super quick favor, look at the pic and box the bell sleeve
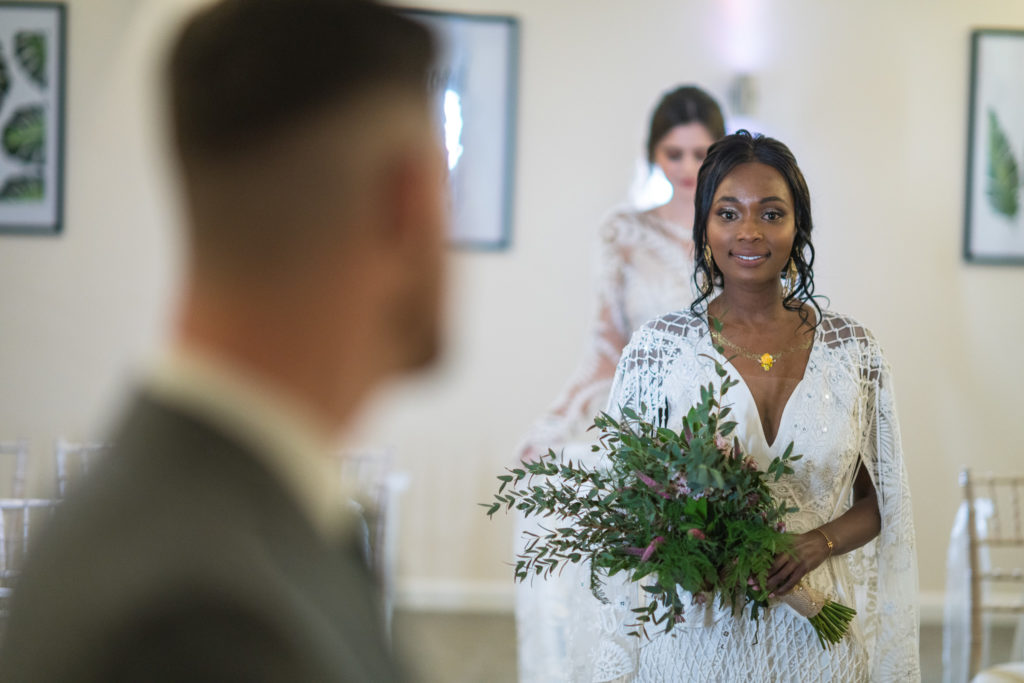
[856,339,921,681]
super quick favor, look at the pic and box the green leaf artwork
[3,106,45,163]
[0,43,9,111]
[986,109,1020,219]
[0,175,43,201]
[15,32,46,88]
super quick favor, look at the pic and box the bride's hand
[765,530,831,596]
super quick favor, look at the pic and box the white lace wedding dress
[516,209,695,683]
[561,309,920,682]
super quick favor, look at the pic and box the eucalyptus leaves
[487,347,856,647]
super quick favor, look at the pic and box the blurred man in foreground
[0,0,444,680]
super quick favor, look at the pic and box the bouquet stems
[779,582,857,649]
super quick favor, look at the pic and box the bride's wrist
[814,526,835,558]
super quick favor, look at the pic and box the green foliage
[986,109,1020,219]
[484,351,802,638]
[0,175,43,201]
[3,106,44,164]
[14,32,46,88]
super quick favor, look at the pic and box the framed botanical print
[964,29,1024,264]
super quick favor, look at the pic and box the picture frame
[402,9,518,250]
[0,2,64,236]
[964,29,1024,264]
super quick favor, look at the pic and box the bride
[517,85,724,464]
[515,86,724,682]
[569,131,919,681]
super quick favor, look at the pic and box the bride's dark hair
[646,86,725,163]
[690,130,821,328]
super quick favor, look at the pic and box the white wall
[1,0,1023,615]
[0,0,192,492]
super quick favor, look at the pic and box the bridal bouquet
[486,348,855,648]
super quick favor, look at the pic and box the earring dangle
[783,258,799,297]
[701,243,715,296]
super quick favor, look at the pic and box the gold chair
[962,469,1024,679]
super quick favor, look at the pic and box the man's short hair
[168,0,435,165]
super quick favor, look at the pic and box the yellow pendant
[759,353,775,371]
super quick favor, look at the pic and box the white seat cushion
[972,662,1024,682]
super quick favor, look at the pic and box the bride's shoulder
[626,309,706,351]
[818,310,877,346]
[817,310,888,365]
[598,207,647,245]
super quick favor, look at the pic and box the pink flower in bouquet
[641,536,666,562]
[687,528,706,541]
[634,470,672,500]
[670,472,691,496]
[714,433,733,456]
[743,456,758,470]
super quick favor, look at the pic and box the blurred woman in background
[515,86,725,683]
[517,85,725,464]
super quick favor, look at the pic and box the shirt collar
[146,347,357,541]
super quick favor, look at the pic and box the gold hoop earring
[704,243,713,269]
[783,258,799,297]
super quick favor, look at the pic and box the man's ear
[377,144,446,252]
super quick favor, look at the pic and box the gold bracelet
[815,527,835,557]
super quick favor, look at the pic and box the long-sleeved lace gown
[564,309,920,682]
[516,209,695,683]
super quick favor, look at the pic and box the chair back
[962,468,1024,678]
[0,440,28,498]
[339,448,408,637]
[55,439,109,497]
[0,498,59,625]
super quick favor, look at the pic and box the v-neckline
[704,316,818,451]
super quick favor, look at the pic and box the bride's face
[652,123,716,201]
[706,161,796,291]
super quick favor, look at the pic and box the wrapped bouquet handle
[779,582,856,649]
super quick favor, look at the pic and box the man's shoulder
[13,392,312,603]
[0,392,395,682]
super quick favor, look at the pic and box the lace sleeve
[856,332,921,681]
[560,318,691,683]
[605,314,695,424]
[517,215,635,462]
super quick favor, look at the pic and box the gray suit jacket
[0,393,404,682]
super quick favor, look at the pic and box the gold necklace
[711,327,813,372]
